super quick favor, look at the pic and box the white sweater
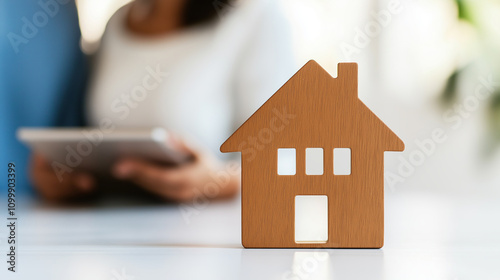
[86,0,297,155]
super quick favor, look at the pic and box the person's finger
[113,159,185,186]
[32,153,53,171]
[113,158,191,198]
[48,172,95,199]
[113,159,163,180]
[31,153,74,188]
[30,154,96,200]
[32,153,46,165]
[72,172,95,192]
[169,135,215,162]
[167,134,194,155]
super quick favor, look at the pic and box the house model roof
[221,60,404,153]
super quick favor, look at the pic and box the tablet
[17,127,190,173]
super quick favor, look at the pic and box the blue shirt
[0,0,87,195]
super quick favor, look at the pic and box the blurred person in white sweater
[31,0,297,202]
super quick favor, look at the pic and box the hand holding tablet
[19,127,239,202]
[18,127,190,178]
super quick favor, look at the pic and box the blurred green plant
[456,0,473,21]
[444,0,500,150]
[440,0,472,104]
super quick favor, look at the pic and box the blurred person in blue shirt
[0,0,88,195]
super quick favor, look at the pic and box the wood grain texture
[221,61,404,248]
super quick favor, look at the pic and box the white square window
[277,148,296,175]
[305,148,323,175]
[333,148,351,175]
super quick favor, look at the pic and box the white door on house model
[295,195,328,243]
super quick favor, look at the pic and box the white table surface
[1,189,499,280]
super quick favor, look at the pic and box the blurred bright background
[1,2,499,278]
[76,0,500,196]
